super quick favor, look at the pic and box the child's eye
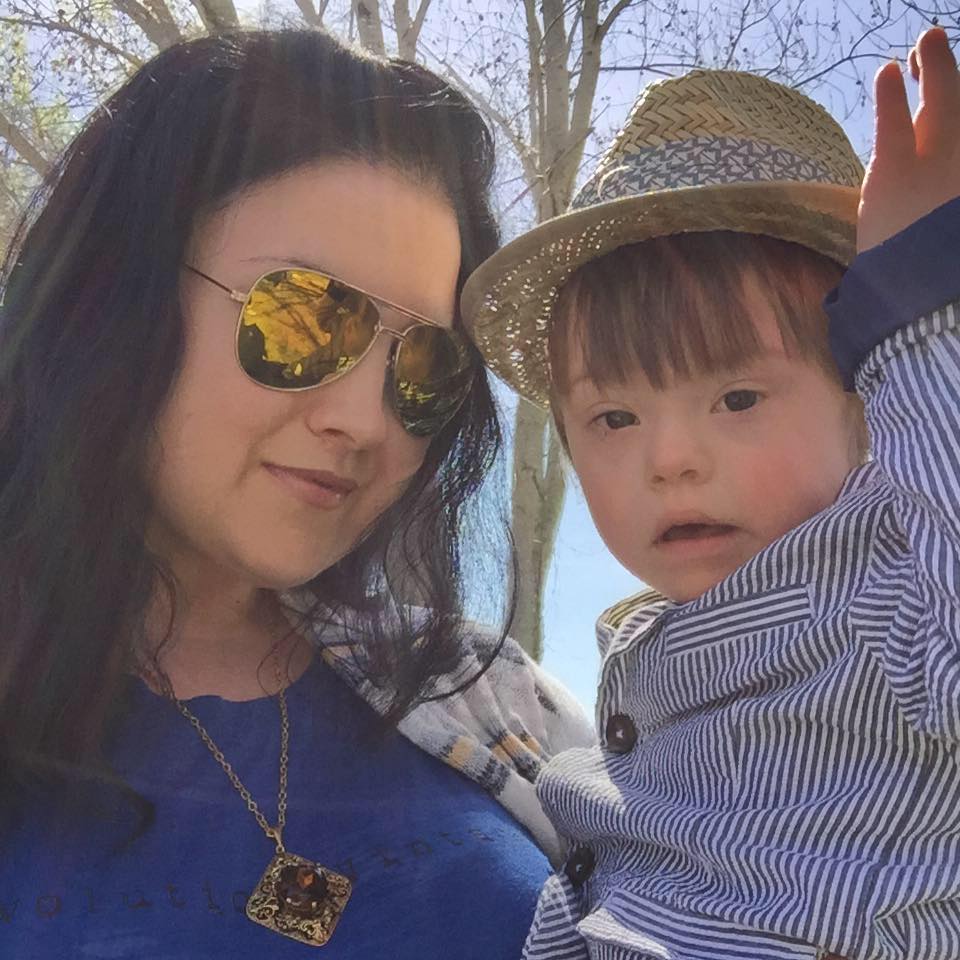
[719,389,761,412]
[596,410,637,430]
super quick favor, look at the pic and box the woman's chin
[245,546,353,593]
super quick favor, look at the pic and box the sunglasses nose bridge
[376,324,412,345]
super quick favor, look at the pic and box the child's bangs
[549,232,843,396]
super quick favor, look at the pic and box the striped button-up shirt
[524,199,960,960]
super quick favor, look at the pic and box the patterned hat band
[572,136,843,210]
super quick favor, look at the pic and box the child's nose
[646,422,712,486]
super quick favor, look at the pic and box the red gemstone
[276,864,328,918]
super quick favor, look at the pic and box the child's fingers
[873,60,915,166]
[915,27,960,151]
[908,47,920,81]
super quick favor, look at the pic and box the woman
[0,30,592,958]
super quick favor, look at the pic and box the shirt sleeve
[522,873,591,960]
[827,196,960,390]
[825,196,960,740]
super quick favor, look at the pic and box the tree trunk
[114,0,183,49]
[505,0,571,658]
[393,1,431,62]
[293,0,323,27]
[540,0,570,217]
[352,0,386,54]
[510,401,566,660]
[190,0,239,33]
[0,111,51,177]
[505,0,635,658]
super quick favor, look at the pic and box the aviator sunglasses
[185,265,476,437]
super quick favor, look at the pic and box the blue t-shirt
[1,659,550,958]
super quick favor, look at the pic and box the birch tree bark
[501,0,632,659]
[351,0,386,53]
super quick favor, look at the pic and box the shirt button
[564,846,596,889]
[604,713,638,753]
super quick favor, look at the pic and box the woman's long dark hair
[0,30,511,811]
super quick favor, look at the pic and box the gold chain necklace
[174,674,352,947]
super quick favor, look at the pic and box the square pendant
[246,850,352,947]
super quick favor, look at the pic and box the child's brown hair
[548,231,868,457]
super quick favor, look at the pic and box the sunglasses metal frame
[182,263,475,438]
[184,262,463,390]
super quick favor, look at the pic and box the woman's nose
[301,335,396,446]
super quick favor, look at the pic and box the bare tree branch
[143,0,184,36]
[560,0,602,206]
[523,0,545,182]
[114,0,183,49]
[722,3,769,70]
[0,109,52,176]
[293,0,323,27]
[793,50,895,87]
[0,15,145,68]
[426,41,534,173]
[539,0,570,217]
[565,8,581,62]
[599,0,634,40]
[394,0,432,60]
[189,0,240,33]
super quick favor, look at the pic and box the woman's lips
[263,463,357,509]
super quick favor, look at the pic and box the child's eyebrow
[565,374,596,395]
[563,373,635,399]
[723,351,789,375]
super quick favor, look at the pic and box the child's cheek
[740,441,835,541]
[572,447,649,576]
[585,492,647,580]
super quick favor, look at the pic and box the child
[463,28,960,960]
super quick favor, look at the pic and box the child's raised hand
[859,27,960,252]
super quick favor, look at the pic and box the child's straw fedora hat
[462,69,863,407]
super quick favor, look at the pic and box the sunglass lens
[237,269,378,389]
[392,325,475,437]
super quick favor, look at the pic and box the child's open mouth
[657,522,738,544]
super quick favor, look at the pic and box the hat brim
[462,180,859,407]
